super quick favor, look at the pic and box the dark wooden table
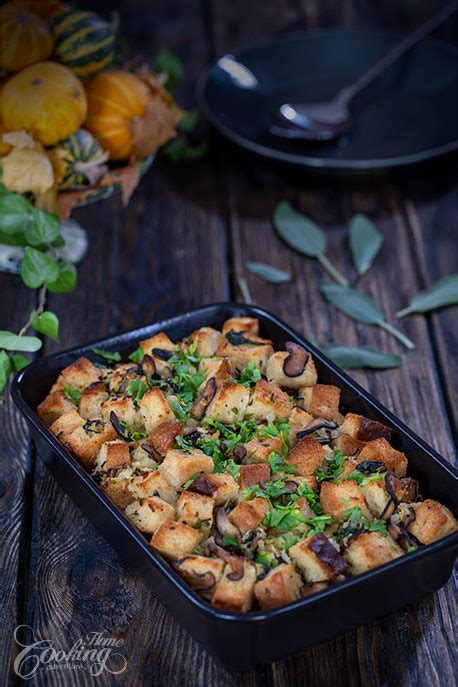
[1,1,457,685]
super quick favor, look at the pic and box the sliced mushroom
[227,558,245,581]
[308,533,348,576]
[174,562,217,591]
[151,347,173,360]
[357,417,393,442]
[283,341,309,377]
[387,522,417,552]
[225,329,257,346]
[283,480,298,494]
[215,508,240,539]
[400,506,416,529]
[188,473,218,496]
[355,460,385,475]
[191,377,217,421]
[232,445,247,463]
[296,419,337,439]
[140,442,161,460]
[110,411,130,440]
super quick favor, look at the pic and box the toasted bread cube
[95,440,130,471]
[229,497,269,535]
[299,384,341,421]
[284,438,328,476]
[188,327,222,357]
[407,499,457,544]
[52,357,100,392]
[356,438,408,477]
[333,433,362,457]
[138,388,175,434]
[222,317,259,336]
[176,491,215,533]
[199,357,231,385]
[79,381,109,419]
[125,497,175,535]
[206,472,239,505]
[139,332,175,375]
[265,350,317,390]
[215,335,274,374]
[240,463,270,490]
[212,559,257,612]
[361,480,392,519]
[175,554,225,598]
[205,380,250,423]
[130,445,158,472]
[246,380,292,422]
[320,480,371,521]
[37,389,75,426]
[49,408,85,438]
[244,434,284,464]
[289,534,347,582]
[145,419,182,459]
[340,413,393,443]
[102,476,135,510]
[61,423,117,470]
[128,470,177,504]
[101,396,143,429]
[289,407,315,445]
[344,531,403,574]
[151,520,203,561]
[254,563,302,610]
[105,364,138,394]
[159,449,214,487]
[286,474,318,492]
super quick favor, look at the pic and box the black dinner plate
[197,29,458,171]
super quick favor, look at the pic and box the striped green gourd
[50,128,110,190]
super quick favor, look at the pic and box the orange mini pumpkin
[85,70,179,160]
[0,3,53,71]
[2,61,87,145]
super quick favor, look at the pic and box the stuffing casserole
[37,316,457,612]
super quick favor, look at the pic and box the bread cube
[128,470,177,504]
[265,349,317,390]
[205,380,251,423]
[79,381,109,419]
[339,413,393,443]
[102,476,135,510]
[320,480,371,521]
[240,463,270,490]
[284,438,327,476]
[101,396,143,429]
[289,407,315,445]
[199,357,231,385]
[145,419,182,459]
[49,408,85,438]
[130,446,158,472]
[254,563,302,610]
[106,364,138,394]
[138,388,175,434]
[229,497,269,535]
[175,554,225,598]
[344,531,403,574]
[125,497,175,535]
[176,491,215,533]
[407,499,457,544]
[222,317,259,336]
[61,423,117,470]
[52,356,100,392]
[212,559,257,612]
[203,472,239,505]
[356,438,407,477]
[244,434,284,464]
[299,384,341,421]
[95,440,131,472]
[246,380,292,422]
[361,480,392,519]
[289,533,347,582]
[150,520,203,561]
[139,332,175,375]
[37,389,75,426]
[286,474,318,493]
[215,337,274,374]
[188,327,222,357]
[158,449,213,487]
[333,433,362,457]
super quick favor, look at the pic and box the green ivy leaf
[273,201,326,257]
[20,247,59,289]
[349,214,383,275]
[47,261,77,293]
[0,350,12,393]
[164,137,208,162]
[319,343,402,369]
[154,47,184,88]
[10,353,29,372]
[0,191,33,246]
[0,331,42,352]
[31,311,59,342]
[245,261,291,284]
[178,108,200,133]
[24,208,61,247]
[396,274,458,318]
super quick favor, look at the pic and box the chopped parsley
[181,473,198,489]
[314,450,345,483]
[278,532,298,551]
[345,470,385,487]
[169,399,188,424]
[119,419,145,442]
[222,535,240,549]
[263,504,305,532]
[336,506,388,542]
[128,347,144,363]
[229,361,262,387]
[242,479,293,501]
[258,420,290,452]
[268,452,295,474]
[255,550,277,566]
[91,347,121,363]
[63,385,81,403]
[291,482,323,514]
[304,514,333,537]
[127,379,147,403]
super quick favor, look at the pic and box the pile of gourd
[0,1,178,211]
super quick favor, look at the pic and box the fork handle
[342,0,458,103]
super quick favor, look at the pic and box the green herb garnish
[314,449,345,483]
[128,347,144,363]
[91,347,121,363]
[63,385,81,403]
[127,379,147,403]
[222,535,240,549]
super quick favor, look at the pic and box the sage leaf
[245,261,291,284]
[20,247,59,289]
[0,331,42,352]
[25,208,61,247]
[0,192,32,246]
[47,262,77,293]
[31,311,59,342]
[320,282,415,349]
[320,343,402,369]
[274,201,325,257]
[0,350,12,393]
[10,354,29,372]
[349,214,383,275]
[396,274,458,318]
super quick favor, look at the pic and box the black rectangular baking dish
[11,302,458,671]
